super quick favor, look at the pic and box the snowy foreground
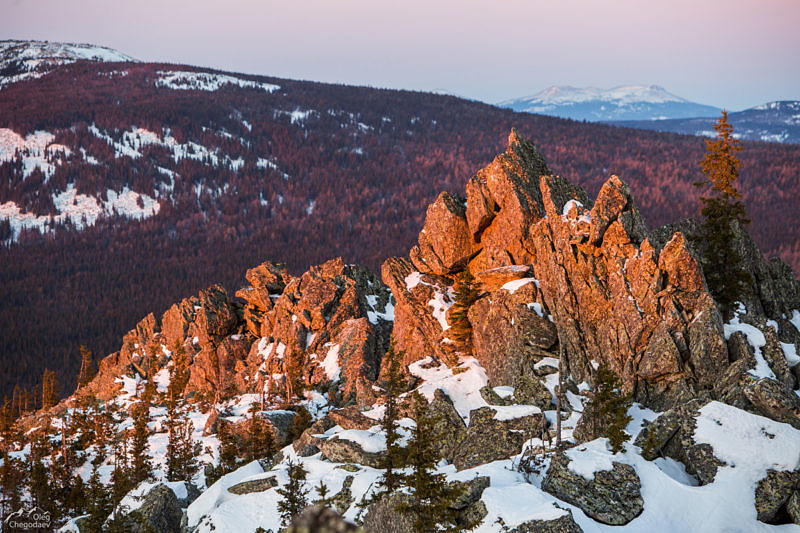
[47,341,800,532]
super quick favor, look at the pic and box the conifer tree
[42,368,59,409]
[77,345,97,390]
[245,402,276,463]
[288,405,312,442]
[314,479,332,508]
[167,341,190,398]
[377,344,407,495]
[129,401,153,486]
[206,419,239,485]
[447,269,480,362]
[165,397,202,482]
[277,460,309,528]
[693,110,751,319]
[85,459,112,533]
[588,363,632,453]
[396,392,462,533]
[0,450,23,520]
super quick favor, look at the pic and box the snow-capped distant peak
[517,85,688,106]
[0,39,138,90]
[500,84,720,122]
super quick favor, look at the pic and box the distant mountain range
[611,101,800,144]
[499,85,721,121]
[500,85,800,144]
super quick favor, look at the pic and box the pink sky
[2,0,798,110]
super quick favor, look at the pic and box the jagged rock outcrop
[542,453,643,526]
[384,128,800,412]
[239,258,392,406]
[409,192,472,276]
[79,256,393,409]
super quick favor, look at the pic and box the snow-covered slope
[500,85,721,121]
[0,39,137,89]
[611,100,800,144]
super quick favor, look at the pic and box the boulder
[452,406,544,470]
[754,469,800,524]
[362,494,415,533]
[114,484,182,533]
[744,377,800,429]
[287,505,361,533]
[513,375,554,411]
[294,416,336,456]
[329,406,376,430]
[261,409,296,446]
[542,452,643,526]
[227,476,278,495]
[510,510,584,533]
[633,399,725,485]
[319,436,385,468]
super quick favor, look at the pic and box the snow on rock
[501,277,540,294]
[409,357,489,422]
[335,426,386,453]
[322,343,341,381]
[491,404,542,421]
[366,294,395,324]
[155,70,279,92]
[694,401,800,476]
[723,310,777,380]
[186,461,265,528]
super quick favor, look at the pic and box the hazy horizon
[2,0,799,111]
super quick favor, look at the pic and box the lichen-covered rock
[115,483,182,533]
[362,494,415,533]
[227,476,278,495]
[329,406,376,431]
[452,406,544,470]
[744,377,800,429]
[480,386,513,406]
[542,453,643,526]
[287,504,361,533]
[754,469,800,524]
[319,436,385,468]
[513,374,554,411]
[788,491,800,525]
[330,475,355,515]
[510,510,584,533]
[449,476,490,529]
[428,389,468,462]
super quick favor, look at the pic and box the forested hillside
[1,60,798,401]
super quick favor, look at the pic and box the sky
[2,0,798,110]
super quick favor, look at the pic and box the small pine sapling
[590,363,633,453]
[277,459,310,528]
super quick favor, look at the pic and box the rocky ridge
[14,130,800,532]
